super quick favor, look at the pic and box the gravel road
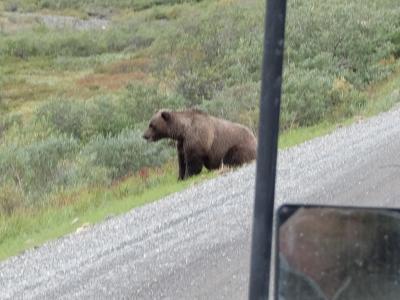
[1,106,400,299]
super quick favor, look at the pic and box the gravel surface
[39,14,109,30]
[3,12,110,31]
[1,106,400,299]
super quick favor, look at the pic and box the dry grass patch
[2,81,54,105]
[366,65,400,98]
[77,72,148,90]
[96,57,152,74]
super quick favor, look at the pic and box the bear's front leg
[177,140,186,180]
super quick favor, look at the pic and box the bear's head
[142,110,173,142]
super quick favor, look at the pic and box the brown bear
[142,109,257,180]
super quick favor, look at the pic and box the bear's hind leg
[185,156,203,178]
[223,145,256,167]
[177,140,186,180]
[203,156,222,171]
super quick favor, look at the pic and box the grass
[280,64,400,149]
[0,0,202,13]
[279,122,336,149]
[0,162,216,260]
[365,66,400,116]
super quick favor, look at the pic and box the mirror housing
[276,205,400,300]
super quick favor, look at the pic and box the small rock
[76,223,90,233]
[105,214,115,220]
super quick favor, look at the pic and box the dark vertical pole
[249,0,287,299]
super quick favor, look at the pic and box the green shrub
[36,96,130,141]
[222,34,263,86]
[200,82,260,132]
[327,77,367,119]
[82,129,173,180]
[36,86,185,141]
[0,125,174,209]
[0,136,79,200]
[36,99,87,139]
[391,32,400,58]
[4,1,19,12]
[154,0,399,127]
[281,69,332,129]
[176,67,224,105]
[161,5,263,104]
[0,25,150,59]
[1,30,101,58]
[285,0,398,87]
[51,155,110,188]
[281,68,368,130]
[120,83,185,124]
[81,96,126,140]
[0,182,24,216]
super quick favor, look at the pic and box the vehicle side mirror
[276,205,400,300]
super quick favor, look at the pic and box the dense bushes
[0,25,153,58]
[286,0,398,85]
[200,82,260,133]
[36,84,185,141]
[122,84,185,123]
[0,136,79,201]
[82,129,171,180]
[155,0,400,131]
[0,128,172,214]
[1,0,400,216]
[36,96,128,141]
[0,82,184,214]
[390,32,400,58]
[160,4,264,105]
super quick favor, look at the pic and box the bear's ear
[161,111,171,122]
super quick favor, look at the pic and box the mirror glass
[277,205,400,300]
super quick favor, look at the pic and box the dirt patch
[77,72,147,90]
[39,14,109,31]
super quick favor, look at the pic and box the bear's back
[206,115,256,160]
[181,109,256,153]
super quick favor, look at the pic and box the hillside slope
[0,0,399,259]
[1,104,400,299]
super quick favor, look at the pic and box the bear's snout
[142,133,150,141]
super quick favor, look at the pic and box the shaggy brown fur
[143,109,257,180]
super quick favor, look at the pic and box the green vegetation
[0,162,215,260]
[0,0,400,259]
[2,0,202,13]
